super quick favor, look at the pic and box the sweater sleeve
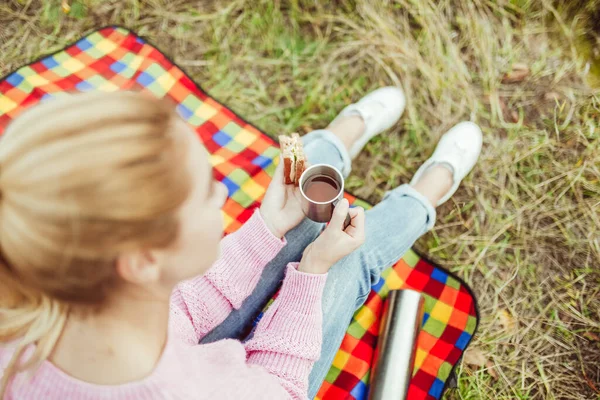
[244,263,328,399]
[170,209,286,343]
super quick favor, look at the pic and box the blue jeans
[200,129,436,398]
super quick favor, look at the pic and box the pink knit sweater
[0,210,328,399]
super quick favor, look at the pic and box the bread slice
[279,133,306,185]
[279,135,296,184]
[294,147,306,186]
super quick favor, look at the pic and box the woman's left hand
[260,156,305,239]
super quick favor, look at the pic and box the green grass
[1,0,599,398]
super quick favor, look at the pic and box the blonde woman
[0,89,481,399]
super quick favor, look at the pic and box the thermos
[368,289,425,400]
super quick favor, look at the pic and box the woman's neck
[50,288,171,385]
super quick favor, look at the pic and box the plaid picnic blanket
[0,26,479,400]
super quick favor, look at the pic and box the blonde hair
[0,91,192,396]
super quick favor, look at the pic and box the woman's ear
[116,251,160,284]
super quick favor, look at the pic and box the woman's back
[0,92,328,399]
[0,201,326,399]
[1,336,289,399]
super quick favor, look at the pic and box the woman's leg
[200,128,353,343]
[306,120,483,397]
[202,87,404,343]
[307,184,436,397]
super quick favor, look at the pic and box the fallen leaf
[463,347,486,367]
[512,62,529,70]
[486,360,499,380]
[62,0,71,13]
[498,309,516,331]
[565,138,578,148]
[502,63,530,84]
[544,92,561,101]
[583,332,600,342]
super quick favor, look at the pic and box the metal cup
[298,164,351,228]
[368,289,425,400]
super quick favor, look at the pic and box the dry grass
[1,0,599,398]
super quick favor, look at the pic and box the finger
[353,206,365,222]
[267,155,285,191]
[272,154,284,182]
[330,198,350,229]
[345,206,362,228]
[291,185,302,199]
[344,225,358,237]
[284,184,296,203]
[351,207,366,239]
[290,185,304,204]
[348,207,360,219]
[343,207,363,234]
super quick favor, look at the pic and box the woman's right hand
[298,198,366,274]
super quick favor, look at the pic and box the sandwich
[279,133,306,186]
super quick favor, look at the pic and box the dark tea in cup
[303,174,340,202]
[298,163,350,227]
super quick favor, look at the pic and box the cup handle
[332,198,352,230]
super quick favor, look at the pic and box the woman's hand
[259,156,305,239]
[299,198,365,274]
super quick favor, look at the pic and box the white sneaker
[410,121,483,206]
[330,86,405,159]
